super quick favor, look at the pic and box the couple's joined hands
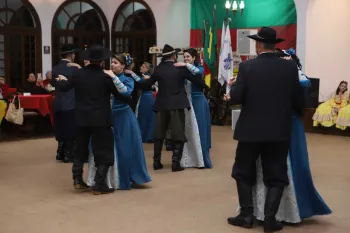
[67,63,81,69]
[223,94,231,101]
[56,75,67,81]
[123,69,150,79]
[228,76,237,87]
[103,70,151,80]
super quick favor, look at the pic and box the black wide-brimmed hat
[80,44,112,61]
[59,44,80,54]
[247,27,284,44]
[160,44,181,57]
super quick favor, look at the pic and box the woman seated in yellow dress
[313,81,348,127]
[335,91,350,130]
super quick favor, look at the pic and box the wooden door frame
[51,0,110,66]
[111,0,157,61]
[0,0,42,87]
[2,28,42,87]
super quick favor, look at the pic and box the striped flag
[203,61,211,87]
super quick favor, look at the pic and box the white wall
[305,0,350,100]
[29,0,191,74]
[293,0,309,70]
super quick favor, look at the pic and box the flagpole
[213,4,218,77]
[226,18,232,95]
[203,20,207,49]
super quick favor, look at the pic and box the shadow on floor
[0,113,53,142]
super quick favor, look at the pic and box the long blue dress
[134,72,156,143]
[250,71,331,223]
[288,72,332,220]
[111,73,151,190]
[190,62,212,168]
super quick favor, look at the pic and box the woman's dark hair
[336,81,348,95]
[290,54,302,70]
[184,48,198,58]
[275,49,302,70]
[113,54,127,65]
[184,48,200,63]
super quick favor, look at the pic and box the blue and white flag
[218,23,233,94]
[218,21,226,83]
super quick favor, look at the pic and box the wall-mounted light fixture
[225,0,245,16]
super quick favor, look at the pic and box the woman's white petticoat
[86,140,119,189]
[237,156,301,223]
[180,81,205,168]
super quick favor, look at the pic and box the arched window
[112,0,156,70]
[0,0,42,88]
[52,0,109,66]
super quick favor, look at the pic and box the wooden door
[7,33,37,88]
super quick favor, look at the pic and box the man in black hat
[138,44,208,172]
[51,44,79,163]
[56,44,130,195]
[225,27,305,232]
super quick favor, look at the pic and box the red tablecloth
[8,88,17,93]
[18,95,54,125]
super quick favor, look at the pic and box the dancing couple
[166,48,213,169]
[225,27,331,232]
[56,45,151,194]
[138,44,209,172]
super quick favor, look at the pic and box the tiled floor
[0,126,348,233]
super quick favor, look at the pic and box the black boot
[153,140,164,170]
[227,182,254,228]
[56,142,65,161]
[63,140,74,163]
[263,187,284,232]
[165,130,173,151]
[73,177,88,189]
[165,140,173,151]
[172,142,184,172]
[63,150,72,163]
[72,161,88,189]
[94,166,115,195]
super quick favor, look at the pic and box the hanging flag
[203,61,211,88]
[207,4,217,74]
[217,20,226,83]
[218,23,234,94]
[202,5,218,88]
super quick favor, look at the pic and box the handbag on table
[5,95,24,125]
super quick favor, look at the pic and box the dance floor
[0,126,348,233]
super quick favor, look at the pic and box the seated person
[313,81,348,127]
[43,71,55,92]
[0,77,8,98]
[22,73,48,94]
[0,77,7,125]
[335,93,350,130]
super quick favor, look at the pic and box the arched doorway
[51,0,109,66]
[0,0,42,88]
[112,0,156,70]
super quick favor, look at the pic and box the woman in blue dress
[242,49,332,223]
[87,53,151,190]
[174,48,212,168]
[125,62,156,143]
